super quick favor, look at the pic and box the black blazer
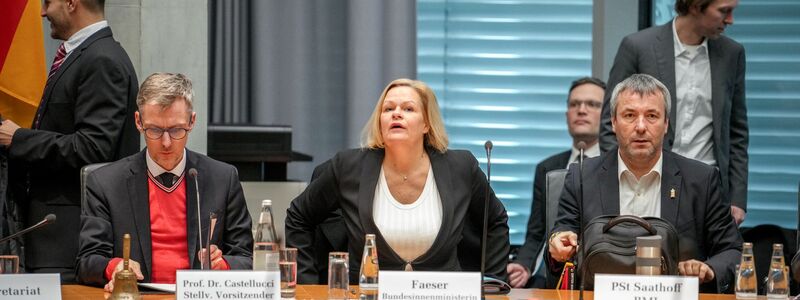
[552,149,742,293]
[76,150,254,286]
[599,20,748,210]
[8,27,139,273]
[286,147,510,283]
[513,150,570,272]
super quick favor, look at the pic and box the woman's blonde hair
[361,78,448,152]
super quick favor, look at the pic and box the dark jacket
[286,147,510,283]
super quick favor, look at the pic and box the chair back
[544,169,568,236]
[80,163,110,207]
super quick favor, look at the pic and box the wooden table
[61,284,751,300]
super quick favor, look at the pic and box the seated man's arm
[508,164,548,287]
[697,168,743,293]
[76,172,130,286]
[220,166,254,269]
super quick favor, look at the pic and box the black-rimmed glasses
[141,126,190,140]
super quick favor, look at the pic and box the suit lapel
[357,149,382,240]
[654,22,677,148]
[707,39,725,147]
[415,149,453,264]
[660,152,682,226]
[128,151,152,277]
[185,151,200,269]
[599,151,620,215]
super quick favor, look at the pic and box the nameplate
[0,274,60,300]
[378,271,480,300]
[176,270,280,300]
[595,274,698,300]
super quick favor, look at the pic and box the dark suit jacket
[76,150,253,286]
[513,150,570,272]
[599,21,748,210]
[286,147,510,283]
[7,27,139,274]
[552,149,742,293]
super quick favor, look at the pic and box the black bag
[577,215,679,289]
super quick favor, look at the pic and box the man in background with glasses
[76,73,253,291]
[508,77,605,288]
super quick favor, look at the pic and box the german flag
[1,0,46,127]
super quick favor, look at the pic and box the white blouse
[373,165,442,268]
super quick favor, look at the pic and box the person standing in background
[0,0,138,282]
[599,0,748,225]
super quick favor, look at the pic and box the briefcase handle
[602,215,657,235]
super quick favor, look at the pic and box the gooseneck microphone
[480,140,493,296]
[0,214,56,244]
[575,141,586,299]
[188,168,206,270]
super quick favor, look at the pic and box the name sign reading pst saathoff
[176,270,280,300]
[378,271,480,300]
[0,274,60,300]
[595,274,698,300]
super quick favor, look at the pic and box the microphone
[575,141,586,298]
[481,140,493,296]
[188,168,207,270]
[0,214,56,244]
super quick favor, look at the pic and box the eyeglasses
[568,99,603,110]
[142,127,190,140]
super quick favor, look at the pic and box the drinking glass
[280,248,298,298]
[0,255,19,274]
[328,252,349,299]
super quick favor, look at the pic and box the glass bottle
[359,234,379,300]
[253,199,280,272]
[766,243,789,299]
[735,242,757,299]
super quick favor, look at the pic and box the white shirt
[373,166,442,265]
[63,20,109,59]
[146,148,187,177]
[566,142,600,168]
[617,151,663,217]
[671,19,716,166]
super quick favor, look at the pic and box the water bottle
[766,243,789,299]
[359,234,379,300]
[253,199,279,272]
[735,242,757,299]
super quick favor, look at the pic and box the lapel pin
[670,188,676,199]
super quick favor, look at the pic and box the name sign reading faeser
[378,271,480,300]
[176,270,280,300]
[0,274,60,300]
[595,274,698,300]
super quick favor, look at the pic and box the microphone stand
[576,142,586,300]
[481,140,493,299]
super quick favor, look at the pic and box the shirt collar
[63,20,108,54]
[617,150,663,180]
[146,148,187,177]
[672,17,708,58]
[569,142,600,165]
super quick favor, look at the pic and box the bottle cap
[262,199,272,206]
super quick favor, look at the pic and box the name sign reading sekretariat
[0,274,61,300]
[378,271,480,300]
[594,274,698,300]
[176,270,280,300]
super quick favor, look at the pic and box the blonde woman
[286,78,509,282]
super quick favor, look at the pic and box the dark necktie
[48,43,67,79]
[158,173,177,188]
